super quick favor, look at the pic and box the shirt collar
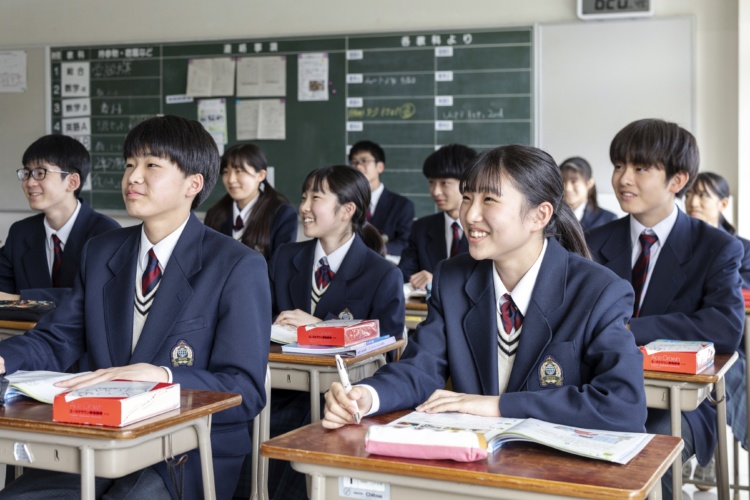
[232,195,259,224]
[44,200,81,247]
[444,211,463,232]
[573,201,587,221]
[491,238,548,317]
[313,233,356,274]
[370,183,385,211]
[138,216,190,273]
[629,204,679,248]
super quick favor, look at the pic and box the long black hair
[302,165,386,256]
[461,144,591,259]
[204,143,292,258]
[559,156,600,211]
[690,171,736,235]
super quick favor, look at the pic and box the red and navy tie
[315,257,335,291]
[632,232,658,318]
[233,215,244,231]
[141,248,162,296]
[500,293,523,335]
[51,234,63,288]
[450,222,461,258]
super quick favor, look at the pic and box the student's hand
[0,291,20,301]
[409,271,433,291]
[0,355,5,375]
[54,363,169,391]
[416,389,501,417]
[274,309,320,328]
[322,382,373,429]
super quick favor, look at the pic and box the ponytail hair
[559,156,600,211]
[461,145,591,259]
[302,165,386,256]
[691,172,736,235]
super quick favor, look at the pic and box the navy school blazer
[269,235,405,340]
[0,214,272,500]
[213,202,297,259]
[369,186,415,256]
[398,212,469,281]
[365,238,648,433]
[587,210,745,464]
[580,205,617,235]
[0,200,120,302]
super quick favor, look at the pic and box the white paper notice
[186,59,213,97]
[0,51,27,92]
[61,62,90,97]
[197,98,228,142]
[236,99,286,140]
[298,53,329,101]
[211,57,236,96]
[236,56,287,97]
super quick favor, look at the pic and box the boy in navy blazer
[399,144,475,289]
[348,140,414,257]
[0,135,119,303]
[0,116,271,500]
[586,118,745,499]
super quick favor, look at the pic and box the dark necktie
[233,215,244,231]
[450,222,461,258]
[632,232,658,318]
[141,248,162,296]
[365,209,372,222]
[499,293,523,335]
[51,234,63,288]
[315,257,335,291]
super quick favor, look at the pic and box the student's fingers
[419,394,501,417]
[410,271,433,290]
[323,383,372,426]
[416,389,459,408]
[0,292,20,301]
[55,363,168,390]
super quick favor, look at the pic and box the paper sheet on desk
[271,324,297,344]
[403,283,426,299]
[5,370,88,404]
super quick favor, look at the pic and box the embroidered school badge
[171,340,194,367]
[338,308,354,320]
[539,355,563,387]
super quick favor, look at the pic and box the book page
[271,323,297,344]
[64,381,158,402]
[6,370,88,404]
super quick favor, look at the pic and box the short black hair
[610,118,699,198]
[123,115,219,209]
[348,140,385,164]
[22,135,90,197]
[422,144,477,180]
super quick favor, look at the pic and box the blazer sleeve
[385,198,415,256]
[0,238,17,294]
[629,236,745,354]
[269,204,298,257]
[739,236,750,290]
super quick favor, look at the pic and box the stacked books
[640,340,715,374]
[282,319,394,357]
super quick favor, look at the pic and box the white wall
[0,0,743,237]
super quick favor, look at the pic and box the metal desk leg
[310,368,321,423]
[647,483,663,500]
[669,385,682,497]
[716,377,730,500]
[195,417,217,500]
[310,472,325,500]
[80,445,95,500]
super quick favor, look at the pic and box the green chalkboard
[48,28,534,217]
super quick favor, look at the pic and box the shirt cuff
[160,366,173,383]
[358,384,380,415]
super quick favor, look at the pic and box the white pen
[335,354,361,424]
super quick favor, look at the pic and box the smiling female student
[323,145,647,436]
[268,164,405,498]
[559,156,617,234]
[204,143,296,259]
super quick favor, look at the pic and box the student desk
[0,320,34,341]
[0,389,240,500]
[643,352,738,500]
[261,409,683,500]
[405,298,427,330]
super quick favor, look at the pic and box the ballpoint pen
[335,354,361,424]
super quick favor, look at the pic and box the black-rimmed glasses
[16,167,71,181]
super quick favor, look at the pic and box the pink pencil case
[364,425,488,462]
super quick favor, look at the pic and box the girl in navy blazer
[268,165,404,498]
[324,145,647,434]
[204,144,297,259]
[560,156,617,234]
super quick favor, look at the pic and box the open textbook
[4,371,86,404]
[365,411,654,464]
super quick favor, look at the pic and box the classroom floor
[683,436,750,499]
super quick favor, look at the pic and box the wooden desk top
[406,298,428,311]
[262,410,683,500]
[0,389,240,440]
[0,320,36,331]
[643,352,738,384]
[269,339,405,367]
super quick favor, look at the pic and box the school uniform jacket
[580,205,617,234]
[398,212,469,281]
[369,187,415,256]
[587,211,745,464]
[213,202,297,259]
[366,238,648,433]
[0,214,272,500]
[269,234,405,340]
[0,200,120,302]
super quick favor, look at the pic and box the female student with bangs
[559,156,617,234]
[204,143,297,259]
[268,164,404,498]
[323,144,647,435]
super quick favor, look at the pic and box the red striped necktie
[315,257,335,291]
[499,293,523,335]
[51,234,63,288]
[142,248,162,296]
[632,232,658,318]
[450,222,461,258]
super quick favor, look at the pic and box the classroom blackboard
[48,28,533,216]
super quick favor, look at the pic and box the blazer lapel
[315,236,366,318]
[289,241,315,312]
[426,214,447,270]
[598,217,632,282]
[104,228,139,367]
[130,215,201,363]
[461,260,499,396]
